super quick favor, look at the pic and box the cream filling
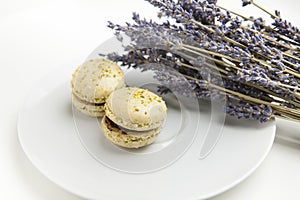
[72,93,105,107]
[105,116,159,137]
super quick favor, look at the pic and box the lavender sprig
[106,0,300,123]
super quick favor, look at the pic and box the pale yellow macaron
[102,87,167,148]
[71,58,125,117]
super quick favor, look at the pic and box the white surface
[17,62,275,199]
[1,0,300,199]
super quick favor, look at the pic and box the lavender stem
[251,0,278,19]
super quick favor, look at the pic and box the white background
[1,0,300,199]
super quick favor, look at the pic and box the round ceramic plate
[18,59,276,199]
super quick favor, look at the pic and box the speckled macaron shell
[101,116,160,148]
[105,87,167,131]
[71,58,125,104]
[71,58,125,116]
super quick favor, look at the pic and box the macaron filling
[72,93,105,107]
[104,116,158,136]
[105,116,127,134]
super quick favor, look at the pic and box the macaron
[71,58,125,117]
[102,87,167,148]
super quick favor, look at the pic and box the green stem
[251,0,278,19]
[181,43,241,63]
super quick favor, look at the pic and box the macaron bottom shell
[72,94,105,117]
[101,116,160,148]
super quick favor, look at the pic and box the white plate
[18,64,276,200]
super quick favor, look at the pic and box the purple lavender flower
[154,68,198,98]
[226,101,273,123]
[241,0,252,7]
[106,0,300,123]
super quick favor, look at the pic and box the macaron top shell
[71,58,125,104]
[105,87,167,131]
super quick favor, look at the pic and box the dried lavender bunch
[106,0,300,123]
